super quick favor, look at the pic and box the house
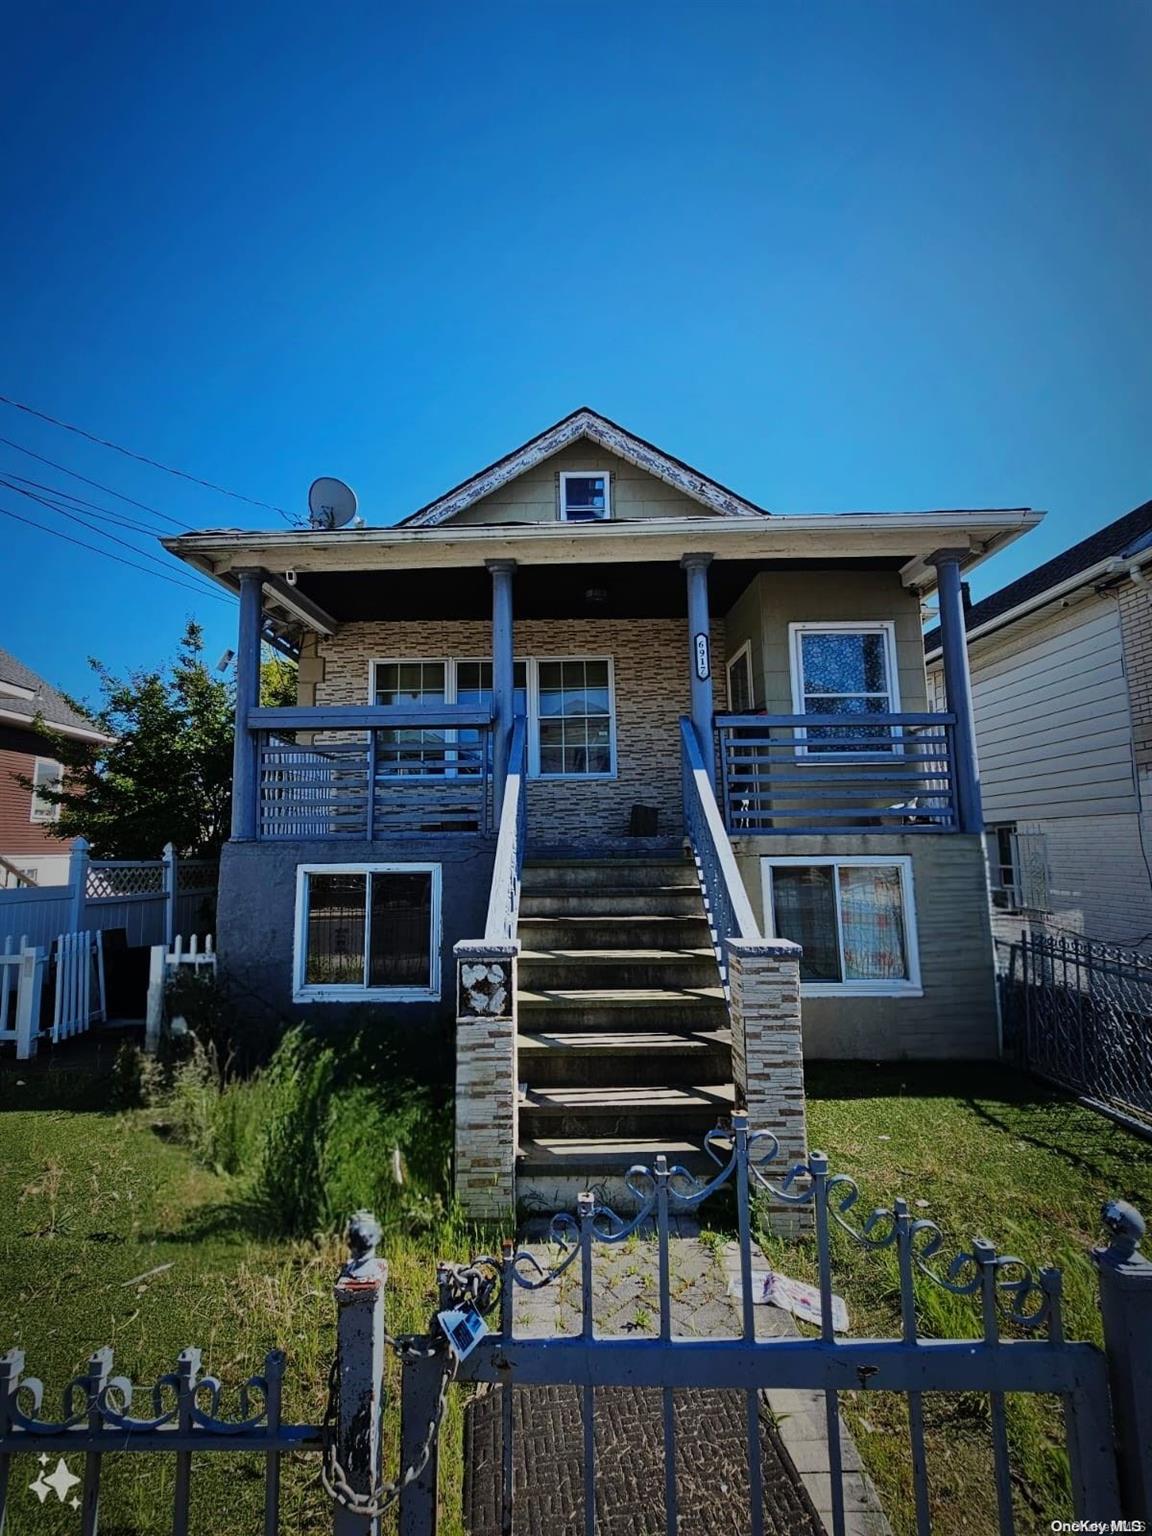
[0,647,109,888]
[164,408,1040,1214]
[925,498,1152,948]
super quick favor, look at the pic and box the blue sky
[2,1,1149,703]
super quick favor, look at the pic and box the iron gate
[3,1114,1150,1534]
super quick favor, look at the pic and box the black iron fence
[999,928,1152,1136]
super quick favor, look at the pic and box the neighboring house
[0,647,110,887]
[164,407,1039,1207]
[926,498,1152,948]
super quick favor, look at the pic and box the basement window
[559,472,611,522]
[293,864,440,1001]
[762,857,922,995]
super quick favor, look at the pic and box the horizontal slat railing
[251,705,494,839]
[717,711,959,835]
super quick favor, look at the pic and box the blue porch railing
[680,716,759,990]
[247,705,495,839]
[716,711,959,835]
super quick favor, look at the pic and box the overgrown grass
[0,1033,489,1535]
[757,1064,1152,1536]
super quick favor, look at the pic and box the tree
[24,622,296,859]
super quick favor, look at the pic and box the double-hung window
[30,758,62,823]
[762,857,921,994]
[369,658,615,780]
[789,623,900,753]
[559,472,611,522]
[294,863,440,1001]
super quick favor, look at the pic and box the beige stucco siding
[447,446,713,526]
[309,616,726,840]
[721,569,928,715]
[733,833,998,1059]
[954,595,1138,821]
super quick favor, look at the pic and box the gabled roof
[399,407,771,528]
[0,647,112,743]
[924,497,1152,655]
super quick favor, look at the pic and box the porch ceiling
[292,557,907,623]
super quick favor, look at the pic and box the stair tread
[519,915,704,929]
[518,986,726,1008]
[523,1083,736,1112]
[518,947,715,963]
[522,883,700,896]
[518,1136,714,1170]
[518,1029,731,1053]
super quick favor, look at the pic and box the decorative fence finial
[341,1210,383,1282]
[1097,1199,1146,1265]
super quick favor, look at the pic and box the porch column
[929,549,983,835]
[230,568,264,842]
[487,559,516,814]
[681,552,715,787]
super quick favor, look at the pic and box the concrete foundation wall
[733,833,998,1059]
[216,836,493,1051]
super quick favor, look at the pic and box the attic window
[559,472,610,523]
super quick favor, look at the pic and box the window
[726,643,755,713]
[762,857,921,994]
[789,623,900,752]
[30,758,62,823]
[294,864,440,1001]
[368,657,615,780]
[536,659,614,776]
[988,824,1021,911]
[559,471,611,522]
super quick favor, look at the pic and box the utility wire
[0,393,297,524]
[1,472,190,539]
[3,478,230,598]
[0,434,192,529]
[0,502,234,604]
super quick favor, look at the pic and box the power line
[2,478,230,598]
[0,502,234,604]
[1,471,189,539]
[0,434,192,530]
[0,393,298,524]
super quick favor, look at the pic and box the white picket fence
[0,930,106,1060]
[145,935,217,1052]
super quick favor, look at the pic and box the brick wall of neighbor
[733,832,998,1059]
[309,617,727,841]
[1117,581,1152,770]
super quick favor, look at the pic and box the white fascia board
[163,508,1042,577]
[0,706,114,744]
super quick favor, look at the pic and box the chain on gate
[320,1252,502,1520]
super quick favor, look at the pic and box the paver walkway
[463,1228,889,1536]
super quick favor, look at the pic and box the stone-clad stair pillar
[727,937,811,1233]
[454,938,519,1218]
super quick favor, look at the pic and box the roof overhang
[165,508,1042,630]
[0,706,114,745]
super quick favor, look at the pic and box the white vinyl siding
[963,597,1138,821]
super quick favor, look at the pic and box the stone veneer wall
[305,617,727,842]
[727,938,811,1233]
[453,941,518,1218]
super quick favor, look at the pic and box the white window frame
[30,757,62,824]
[558,470,612,522]
[726,641,755,713]
[367,656,617,782]
[293,862,441,1003]
[788,621,901,757]
[761,855,922,996]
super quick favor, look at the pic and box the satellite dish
[308,477,358,530]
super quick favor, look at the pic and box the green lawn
[2,1059,1150,1536]
[758,1064,1152,1536]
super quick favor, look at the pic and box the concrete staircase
[515,856,734,1205]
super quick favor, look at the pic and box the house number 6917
[694,632,710,680]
